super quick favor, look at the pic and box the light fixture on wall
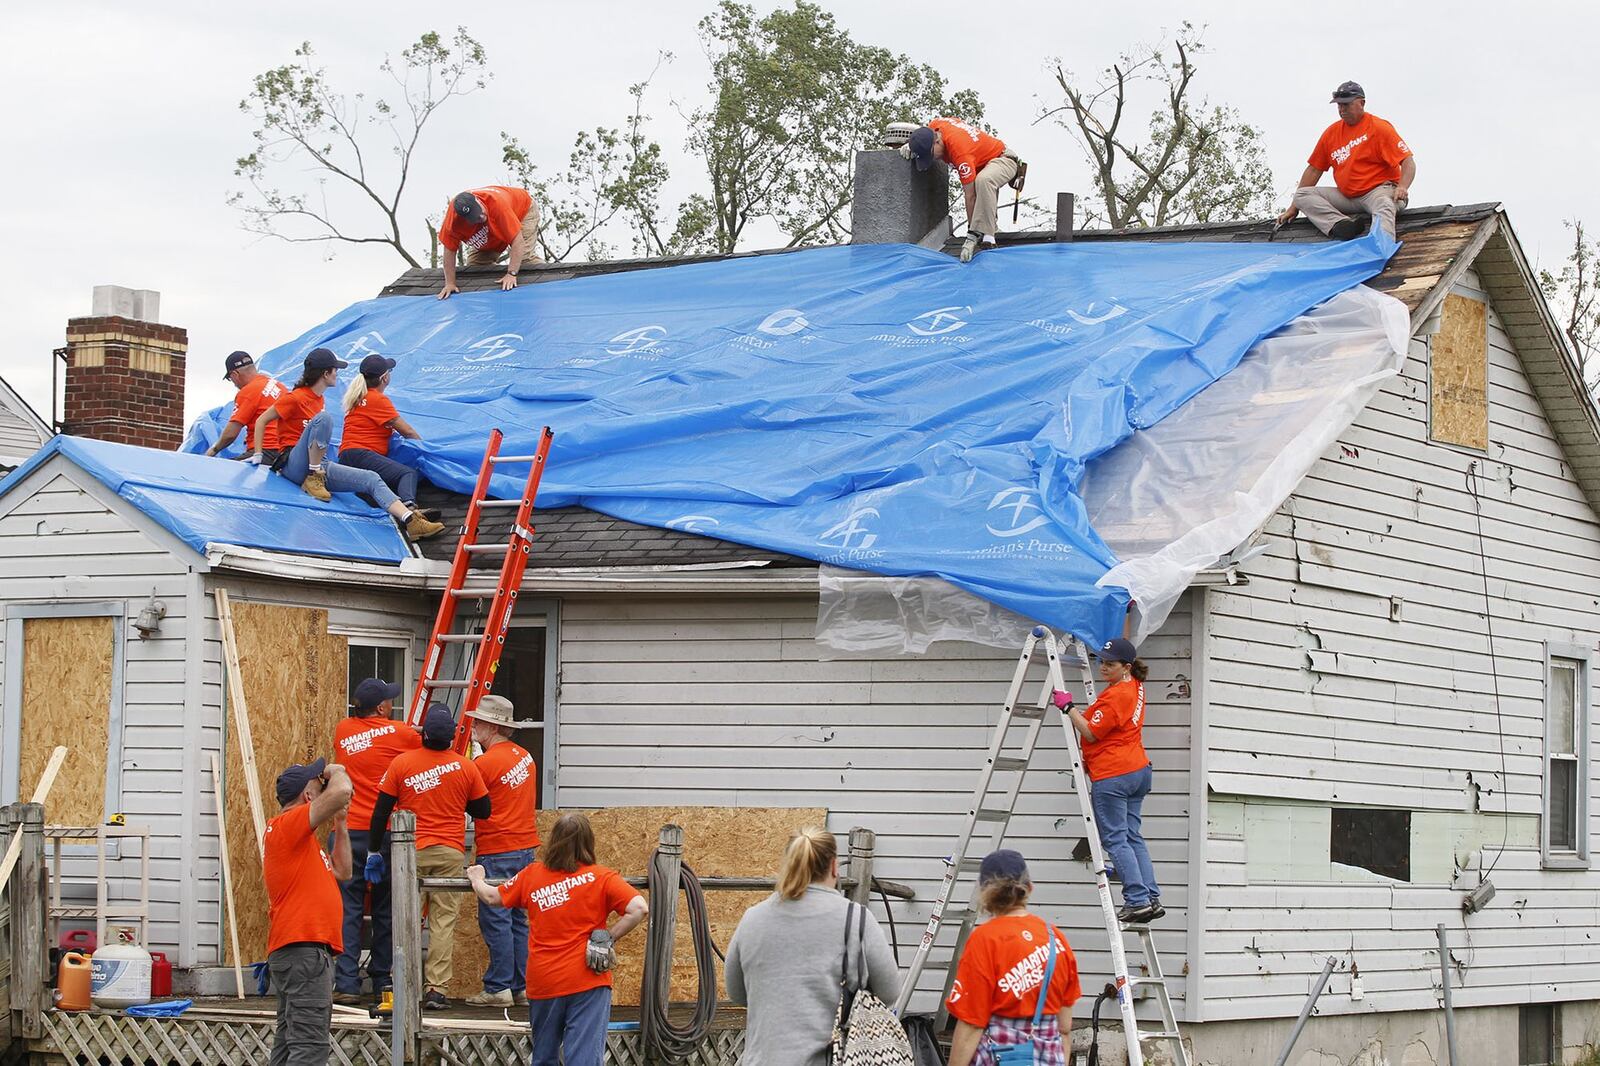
[133,591,167,639]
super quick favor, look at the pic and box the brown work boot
[301,470,332,502]
[405,511,446,540]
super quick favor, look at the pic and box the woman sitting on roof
[251,348,445,541]
[338,354,431,518]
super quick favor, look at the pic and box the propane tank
[91,926,152,1008]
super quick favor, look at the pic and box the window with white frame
[344,635,411,719]
[1544,644,1591,867]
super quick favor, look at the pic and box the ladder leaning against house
[407,426,554,753]
[893,626,1191,1066]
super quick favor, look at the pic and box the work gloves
[244,452,264,466]
[585,930,615,973]
[364,853,387,884]
[1052,690,1074,711]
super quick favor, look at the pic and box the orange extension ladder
[407,426,555,753]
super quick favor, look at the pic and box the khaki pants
[416,845,465,993]
[969,151,1020,239]
[1293,183,1399,238]
[465,200,544,266]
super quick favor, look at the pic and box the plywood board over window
[221,601,348,963]
[1430,292,1489,450]
[19,616,115,827]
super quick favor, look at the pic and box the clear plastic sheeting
[815,284,1410,656]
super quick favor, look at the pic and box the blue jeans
[278,411,400,510]
[529,986,611,1066]
[476,848,534,994]
[337,447,422,506]
[1091,764,1159,908]
[334,830,391,995]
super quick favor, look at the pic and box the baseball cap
[351,677,403,712]
[275,758,327,806]
[471,695,518,730]
[422,703,457,745]
[978,848,1029,884]
[452,191,487,225]
[359,354,397,378]
[304,347,348,372]
[907,126,937,171]
[1099,637,1138,664]
[223,351,253,378]
[1330,81,1365,102]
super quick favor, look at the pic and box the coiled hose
[640,849,717,1062]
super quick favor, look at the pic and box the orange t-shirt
[439,186,533,254]
[334,715,422,831]
[1308,113,1412,198]
[498,862,641,1000]
[929,118,1007,186]
[263,803,344,954]
[377,747,488,853]
[230,375,284,452]
[272,387,325,448]
[946,914,1080,1025]
[340,391,400,455]
[1081,679,1149,782]
[472,741,539,856]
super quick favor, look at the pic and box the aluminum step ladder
[408,426,554,753]
[891,625,1190,1066]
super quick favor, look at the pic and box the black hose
[876,886,901,967]
[640,853,717,1062]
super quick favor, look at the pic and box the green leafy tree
[1540,219,1600,394]
[230,30,488,268]
[1041,23,1273,229]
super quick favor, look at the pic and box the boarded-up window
[1429,293,1488,449]
[20,616,116,826]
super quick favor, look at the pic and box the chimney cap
[91,286,161,324]
[880,122,919,148]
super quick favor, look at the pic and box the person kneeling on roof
[338,354,437,522]
[204,350,284,462]
[436,186,542,300]
[251,348,445,542]
[905,118,1023,264]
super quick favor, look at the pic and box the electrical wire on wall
[1465,460,1512,877]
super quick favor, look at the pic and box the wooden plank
[209,755,245,1000]
[0,747,66,897]
[212,590,266,860]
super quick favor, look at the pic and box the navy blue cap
[452,191,487,225]
[352,678,403,712]
[422,703,457,745]
[223,350,253,378]
[1099,637,1138,664]
[359,354,397,379]
[908,126,937,171]
[1331,81,1365,102]
[978,849,1029,884]
[304,347,348,372]
[275,758,327,806]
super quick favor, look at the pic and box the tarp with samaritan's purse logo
[185,230,1397,646]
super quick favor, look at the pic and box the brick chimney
[63,286,187,449]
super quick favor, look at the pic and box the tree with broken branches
[1540,219,1600,395]
[1040,24,1273,230]
[230,30,488,268]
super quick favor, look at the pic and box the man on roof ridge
[1278,81,1415,240]
[437,186,542,300]
[906,118,1023,264]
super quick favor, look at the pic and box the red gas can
[59,929,97,954]
[149,951,172,998]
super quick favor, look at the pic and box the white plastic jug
[91,927,152,1008]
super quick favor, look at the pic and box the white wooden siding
[1202,271,1600,1020]
[0,380,48,465]
[557,591,1196,1014]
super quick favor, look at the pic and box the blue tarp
[1,436,410,564]
[185,232,1396,644]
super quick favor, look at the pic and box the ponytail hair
[294,366,319,389]
[776,827,836,900]
[342,373,370,414]
[978,876,1031,915]
[1130,658,1150,682]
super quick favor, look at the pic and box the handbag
[986,926,1059,1066]
[830,901,915,1066]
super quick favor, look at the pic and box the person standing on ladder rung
[1056,637,1165,925]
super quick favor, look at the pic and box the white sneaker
[465,989,513,1007]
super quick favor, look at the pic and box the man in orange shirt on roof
[1278,81,1416,240]
[204,351,284,462]
[436,186,542,300]
[907,118,1022,264]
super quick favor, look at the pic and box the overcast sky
[5,1,1596,427]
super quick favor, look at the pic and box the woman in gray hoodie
[724,827,901,1065]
